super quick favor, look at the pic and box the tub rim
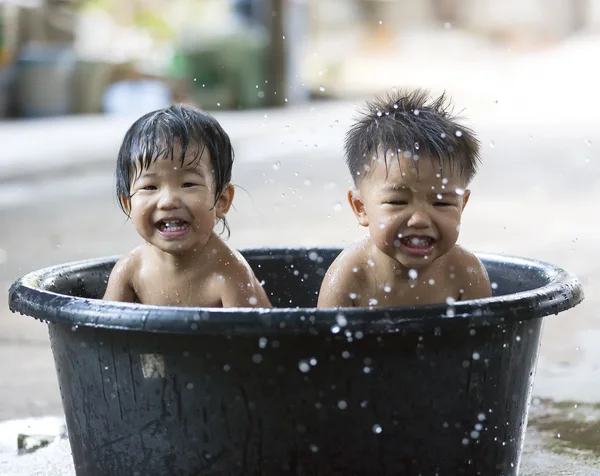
[8,247,584,335]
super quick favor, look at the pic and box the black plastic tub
[8,248,583,476]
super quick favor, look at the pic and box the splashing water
[408,269,418,280]
[336,314,348,327]
[298,360,311,373]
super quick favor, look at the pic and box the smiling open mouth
[156,220,190,236]
[398,236,436,255]
[400,236,435,249]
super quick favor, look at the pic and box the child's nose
[157,188,182,209]
[406,210,432,228]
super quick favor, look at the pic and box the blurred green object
[182,31,268,110]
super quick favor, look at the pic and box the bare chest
[353,274,463,307]
[133,267,221,307]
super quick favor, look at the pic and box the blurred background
[1,0,600,471]
[0,0,598,117]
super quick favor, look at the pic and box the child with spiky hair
[318,89,491,308]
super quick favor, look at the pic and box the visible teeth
[402,237,432,249]
[159,220,187,232]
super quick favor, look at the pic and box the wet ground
[1,100,599,473]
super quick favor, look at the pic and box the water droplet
[444,22,452,29]
[368,298,378,306]
[298,360,311,373]
[442,178,449,185]
[249,296,258,305]
[310,444,319,453]
[223,364,231,372]
[376,110,383,117]
[472,352,480,360]
[455,130,463,137]
[355,331,364,339]
[186,382,194,390]
[258,337,268,349]
[478,413,486,421]
[352,267,359,273]
[455,187,465,196]
[252,354,263,364]
[336,314,348,327]
[414,141,420,150]
[489,140,495,148]
[516,336,521,342]
[333,202,343,212]
[462,438,469,445]
[475,423,483,431]
[308,251,319,261]
[319,86,325,92]
[373,424,383,434]
[367,259,375,267]
[470,430,480,439]
[331,325,341,334]
[408,269,418,280]
[349,292,357,299]
[363,366,371,374]
[338,400,348,410]
[383,285,392,293]
[428,279,435,285]
[304,178,312,186]
[585,139,592,146]
[342,351,350,359]
[491,282,498,290]
[272,161,281,171]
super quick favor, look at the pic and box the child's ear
[461,189,471,210]
[120,194,131,215]
[215,183,235,218]
[348,188,369,227]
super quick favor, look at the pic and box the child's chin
[395,251,436,268]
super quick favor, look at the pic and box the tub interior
[40,249,551,308]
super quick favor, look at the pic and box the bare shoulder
[212,239,272,308]
[449,245,492,300]
[317,238,369,308]
[102,247,141,302]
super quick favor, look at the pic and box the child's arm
[458,253,493,301]
[103,254,137,303]
[317,259,359,308]
[220,263,273,308]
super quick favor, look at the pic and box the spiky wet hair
[344,88,481,185]
[116,104,234,231]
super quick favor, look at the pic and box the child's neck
[370,242,436,281]
[149,233,218,272]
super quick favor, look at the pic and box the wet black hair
[344,88,481,185]
[116,103,234,233]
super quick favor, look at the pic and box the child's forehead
[368,150,464,184]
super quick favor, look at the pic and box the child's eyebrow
[431,190,458,196]
[382,184,409,192]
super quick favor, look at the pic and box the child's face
[349,153,470,269]
[125,144,233,255]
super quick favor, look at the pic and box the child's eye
[142,185,157,191]
[387,201,408,206]
[182,182,198,188]
[433,202,452,207]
